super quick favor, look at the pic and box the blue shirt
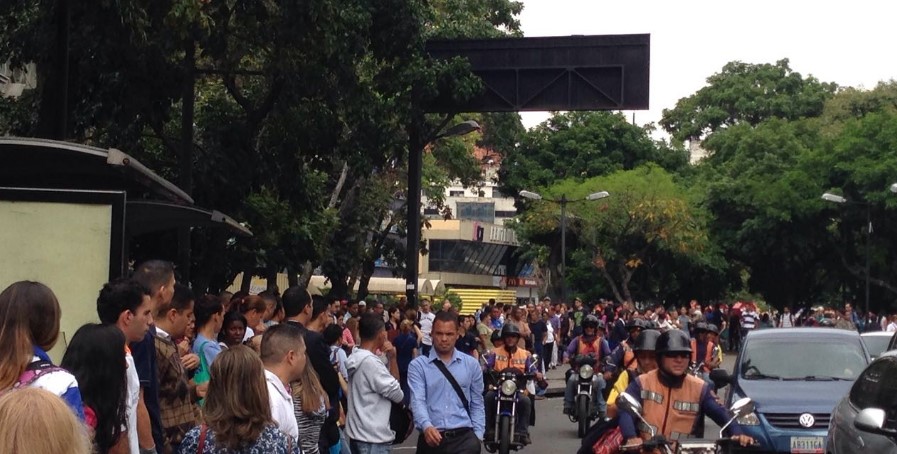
[407,349,485,439]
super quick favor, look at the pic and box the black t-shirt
[129,327,164,450]
[456,333,479,355]
[529,320,547,346]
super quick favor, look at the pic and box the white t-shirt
[243,326,256,343]
[419,311,435,346]
[125,351,140,454]
[546,321,555,344]
[887,322,897,333]
[264,369,298,440]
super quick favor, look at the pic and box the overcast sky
[516,0,897,132]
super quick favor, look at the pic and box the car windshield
[862,335,892,358]
[740,338,867,381]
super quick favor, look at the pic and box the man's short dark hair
[131,260,175,297]
[323,323,343,345]
[359,313,385,341]
[282,286,311,318]
[194,294,223,328]
[260,323,305,364]
[435,310,459,327]
[479,310,491,322]
[97,278,150,325]
[311,295,329,320]
[157,283,194,318]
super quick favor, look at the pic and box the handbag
[389,402,415,445]
[592,426,622,454]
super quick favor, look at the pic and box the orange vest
[577,336,604,361]
[621,341,637,371]
[492,346,530,373]
[690,339,714,371]
[636,370,705,441]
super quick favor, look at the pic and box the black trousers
[415,428,481,454]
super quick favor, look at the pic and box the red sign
[505,277,539,287]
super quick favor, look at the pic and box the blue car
[712,328,869,453]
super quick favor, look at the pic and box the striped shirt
[741,311,758,330]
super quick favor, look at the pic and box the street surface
[395,354,735,453]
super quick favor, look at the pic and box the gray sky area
[517,0,897,133]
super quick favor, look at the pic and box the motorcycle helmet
[490,328,502,345]
[705,324,720,335]
[655,329,692,355]
[582,315,600,331]
[694,321,709,333]
[633,329,660,352]
[625,318,644,331]
[501,323,521,338]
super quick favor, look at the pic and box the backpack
[14,360,65,390]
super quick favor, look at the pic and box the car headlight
[500,379,517,396]
[736,412,760,426]
[579,364,594,380]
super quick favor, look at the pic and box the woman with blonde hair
[177,345,299,453]
[0,387,92,454]
[292,359,331,454]
[0,281,84,419]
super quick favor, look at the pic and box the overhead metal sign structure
[426,34,650,112]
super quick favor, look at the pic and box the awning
[126,201,252,237]
[0,137,193,203]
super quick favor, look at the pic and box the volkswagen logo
[799,413,816,428]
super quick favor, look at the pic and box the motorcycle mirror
[532,354,540,364]
[854,408,897,438]
[730,398,754,417]
[617,393,643,416]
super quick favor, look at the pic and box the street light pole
[405,119,481,308]
[520,190,609,304]
[821,192,872,316]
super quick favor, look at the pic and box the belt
[439,427,473,438]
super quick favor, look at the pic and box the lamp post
[821,192,871,316]
[405,120,481,308]
[519,189,610,304]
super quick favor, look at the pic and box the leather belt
[439,427,473,438]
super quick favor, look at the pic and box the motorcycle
[568,355,614,438]
[616,392,755,454]
[483,369,536,454]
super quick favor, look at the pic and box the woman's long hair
[293,357,330,414]
[61,323,127,454]
[0,281,61,390]
[203,345,272,450]
[0,387,91,454]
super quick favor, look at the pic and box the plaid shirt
[154,333,200,452]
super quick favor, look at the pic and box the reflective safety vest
[690,339,714,371]
[620,340,637,371]
[492,346,530,373]
[636,370,705,441]
[577,336,604,361]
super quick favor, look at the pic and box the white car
[861,331,897,359]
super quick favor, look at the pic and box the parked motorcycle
[484,370,536,454]
[616,392,755,454]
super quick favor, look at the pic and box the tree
[516,165,713,304]
[660,59,838,143]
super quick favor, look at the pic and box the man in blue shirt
[408,311,485,454]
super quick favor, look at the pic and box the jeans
[349,440,391,454]
[485,390,532,436]
[564,373,606,416]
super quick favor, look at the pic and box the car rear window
[740,338,866,381]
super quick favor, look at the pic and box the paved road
[395,354,737,453]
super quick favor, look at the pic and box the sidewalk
[543,365,568,397]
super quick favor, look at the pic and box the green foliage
[660,59,838,142]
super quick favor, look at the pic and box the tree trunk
[298,162,350,290]
[593,250,625,304]
[240,269,253,294]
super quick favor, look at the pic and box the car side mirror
[709,368,732,390]
[854,408,897,438]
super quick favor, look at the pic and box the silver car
[826,350,897,453]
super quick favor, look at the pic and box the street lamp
[405,120,481,308]
[821,192,871,316]
[520,189,610,304]
[890,182,897,194]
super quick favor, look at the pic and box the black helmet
[501,323,521,338]
[633,329,660,352]
[655,329,692,355]
[491,329,502,344]
[625,318,644,330]
[694,322,709,333]
[582,315,600,331]
[706,324,720,335]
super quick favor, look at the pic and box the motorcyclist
[690,322,719,375]
[606,329,660,418]
[618,329,755,447]
[706,324,723,367]
[562,314,611,418]
[483,323,541,445]
[608,318,645,373]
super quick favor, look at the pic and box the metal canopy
[0,137,193,204]
[426,34,650,112]
[126,201,253,237]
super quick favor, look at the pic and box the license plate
[790,436,824,453]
